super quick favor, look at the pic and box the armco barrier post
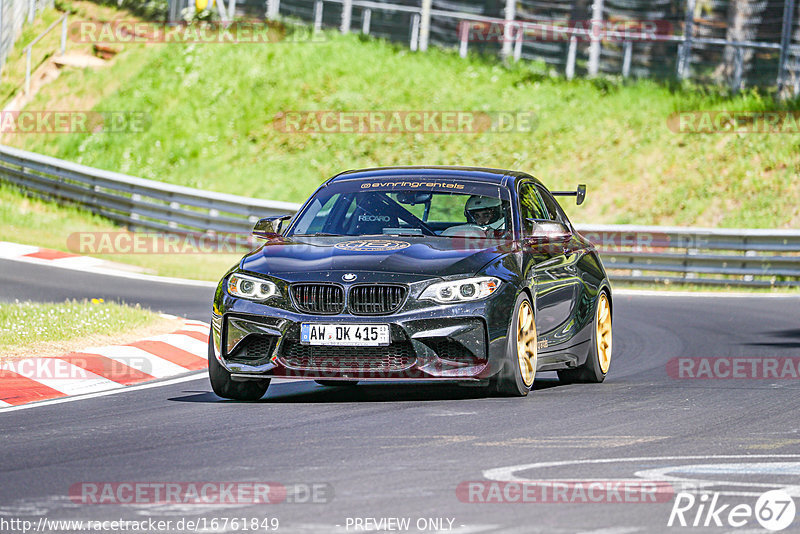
[361,8,371,34]
[341,0,352,33]
[313,0,322,32]
[566,35,577,79]
[410,13,420,51]
[777,0,795,93]
[677,0,696,80]
[266,0,280,19]
[418,0,432,51]
[587,0,604,76]
[513,27,523,62]
[501,0,515,60]
[458,21,468,58]
[622,41,632,77]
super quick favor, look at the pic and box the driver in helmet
[441,195,506,237]
[465,195,505,231]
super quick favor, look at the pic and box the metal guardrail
[1,144,798,288]
[577,225,800,287]
[0,144,299,237]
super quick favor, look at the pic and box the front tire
[493,292,537,397]
[208,336,270,401]
[558,291,612,384]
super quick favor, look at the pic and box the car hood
[239,236,511,281]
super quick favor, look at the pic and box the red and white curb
[0,319,210,408]
[0,241,111,269]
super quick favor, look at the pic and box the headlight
[420,276,501,304]
[227,273,280,301]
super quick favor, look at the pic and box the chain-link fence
[0,0,54,78]
[200,0,800,93]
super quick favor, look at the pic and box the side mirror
[551,184,587,205]
[524,219,572,243]
[253,215,292,239]
[576,184,586,205]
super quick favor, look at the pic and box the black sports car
[209,167,612,399]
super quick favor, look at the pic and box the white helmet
[465,195,504,229]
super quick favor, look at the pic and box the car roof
[326,166,543,189]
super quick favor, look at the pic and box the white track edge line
[0,255,217,287]
[0,372,208,413]
[0,374,308,413]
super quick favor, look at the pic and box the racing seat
[347,195,398,235]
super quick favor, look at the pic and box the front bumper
[211,294,514,382]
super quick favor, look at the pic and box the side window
[536,186,569,226]
[518,183,548,234]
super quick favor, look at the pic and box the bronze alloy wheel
[596,292,612,374]
[557,290,612,384]
[516,300,537,387]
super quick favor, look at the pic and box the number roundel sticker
[334,240,411,252]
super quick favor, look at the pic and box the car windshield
[289,178,513,238]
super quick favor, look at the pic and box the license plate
[300,323,390,346]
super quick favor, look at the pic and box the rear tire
[493,292,537,397]
[208,336,270,401]
[315,380,359,387]
[558,291,612,384]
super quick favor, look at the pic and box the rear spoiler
[551,184,586,205]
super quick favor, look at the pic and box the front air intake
[348,285,407,315]
[291,284,345,315]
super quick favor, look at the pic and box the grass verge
[0,299,189,361]
[0,298,154,347]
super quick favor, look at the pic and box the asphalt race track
[1,258,800,533]
[0,259,214,320]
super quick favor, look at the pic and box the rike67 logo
[668,490,796,531]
